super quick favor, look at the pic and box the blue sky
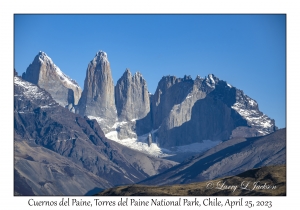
[14,14,286,128]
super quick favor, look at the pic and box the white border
[2,1,297,209]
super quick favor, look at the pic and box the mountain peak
[77,50,116,124]
[35,51,53,64]
[115,69,150,121]
[133,71,143,78]
[22,51,82,107]
[124,68,132,76]
[95,50,107,57]
[93,50,109,64]
[204,74,219,88]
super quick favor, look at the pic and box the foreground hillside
[139,128,285,186]
[97,165,286,196]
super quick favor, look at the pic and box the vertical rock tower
[115,69,150,121]
[77,51,117,125]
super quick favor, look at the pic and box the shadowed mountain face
[136,74,277,148]
[139,128,285,186]
[14,75,177,195]
[14,135,111,196]
[97,165,286,196]
[22,51,277,149]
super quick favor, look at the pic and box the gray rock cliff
[137,74,277,148]
[23,51,277,150]
[115,69,150,121]
[76,51,117,131]
[22,51,82,108]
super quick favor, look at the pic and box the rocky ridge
[21,50,277,151]
[15,50,284,195]
[14,75,177,195]
[136,74,277,148]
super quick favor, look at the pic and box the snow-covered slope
[232,90,275,135]
[105,130,221,159]
[14,76,51,101]
[14,76,58,112]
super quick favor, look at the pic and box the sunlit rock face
[115,68,150,121]
[22,51,82,108]
[76,51,117,130]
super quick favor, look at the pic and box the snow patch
[209,74,215,84]
[232,102,274,134]
[40,105,51,109]
[105,130,221,158]
[105,131,119,141]
[124,175,134,183]
[134,72,142,77]
[38,52,80,89]
[186,94,192,99]
[105,131,168,157]
[248,99,257,106]
[130,173,138,179]
[87,115,104,122]
[112,121,127,129]
[54,65,80,88]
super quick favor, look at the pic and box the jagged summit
[145,73,277,147]
[29,51,80,87]
[134,71,142,77]
[122,69,144,79]
[123,68,132,77]
[92,50,109,65]
[38,51,46,56]
[204,74,218,88]
[119,69,146,83]
[22,51,82,107]
[38,51,47,56]
[115,68,150,122]
[183,75,192,80]
[20,50,277,149]
[95,50,107,57]
[32,51,49,64]
[35,51,55,67]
